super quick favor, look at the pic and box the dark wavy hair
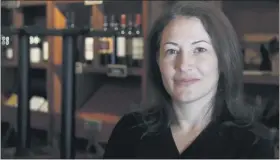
[135,1,269,138]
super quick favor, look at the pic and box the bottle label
[117,37,126,57]
[30,47,41,63]
[5,48,13,60]
[84,37,94,60]
[132,37,144,60]
[2,36,10,46]
[107,37,114,55]
[99,37,109,54]
[126,38,133,56]
[43,41,49,61]
[29,36,41,45]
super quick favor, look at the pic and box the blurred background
[1,0,279,158]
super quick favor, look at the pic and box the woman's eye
[166,49,178,55]
[194,47,207,53]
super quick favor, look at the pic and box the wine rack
[1,2,50,158]
[1,7,14,64]
[223,0,279,85]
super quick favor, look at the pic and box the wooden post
[49,2,66,113]
[12,8,23,63]
[92,5,104,67]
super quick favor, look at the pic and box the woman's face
[159,16,219,103]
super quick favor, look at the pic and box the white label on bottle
[6,48,13,59]
[30,96,45,111]
[84,37,94,60]
[29,36,34,44]
[40,101,49,113]
[117,37,126,57]
[30,47,41,63]
[43,41,49,61]
[132,37,144,60]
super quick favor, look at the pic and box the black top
[103,112,275,159]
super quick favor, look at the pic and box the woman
[103,1,275,159]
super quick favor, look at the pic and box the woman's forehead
[160,16,211,44]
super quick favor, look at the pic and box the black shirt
[103,112,275,159]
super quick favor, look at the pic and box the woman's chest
[133,128,242,159]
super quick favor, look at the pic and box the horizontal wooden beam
[244,33,278,43]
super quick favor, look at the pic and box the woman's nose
[175,52,195,72]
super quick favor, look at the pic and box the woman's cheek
[197,56,218,75]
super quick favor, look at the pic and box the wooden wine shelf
[243,71,279,85]
[78,112,120,125]
[1,104,120,143]
[243,74,279,85]
[31,63,48,69]
[19,1,46,7]
[243,33,278,43]
[54,1,82,4]
[83,65,143,76]
[1,105,50,131]
[79,83,141,116]
[2,61,48,69]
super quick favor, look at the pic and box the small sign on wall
[1,1,20,8]
[84,0,103,6]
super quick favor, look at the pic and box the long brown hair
[136,1,255,137]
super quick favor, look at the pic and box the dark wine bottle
[108,14,116,65]
[65,12,78,62]
[132,14,144,67]
[99,15,109,66]
[126,14,134,67]
[36,18,48,63]
[259,44,271,71]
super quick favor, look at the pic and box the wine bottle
[1,35,13,60]
[42,39,49,62]
[116,14,127,65]
[29,35,42,63]
[108,14,116,65]
[99,15,109,66]
[132,14,144,67]
[126,14,134,67]
[36,18,48,63]
[66,12,75,28]
[65,12,78,62]
[259,44,271,71]
[84,15,94,64]
[268,37,279,75]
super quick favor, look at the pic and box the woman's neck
[172,89,216,132]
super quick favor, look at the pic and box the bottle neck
[120,14,126,29]
[103,16,108,30]
[66,12,75,28]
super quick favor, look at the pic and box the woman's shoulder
[103,112,147,158]
[113,107,162,133]
[110,111,146,137]
[220,122,276,158]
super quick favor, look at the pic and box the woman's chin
[172,94,198,104]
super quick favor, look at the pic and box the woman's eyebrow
[163,41,179,46]
[163,40,211,46]
[191,40,211,45]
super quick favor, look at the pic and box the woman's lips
[174,78,200,86]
